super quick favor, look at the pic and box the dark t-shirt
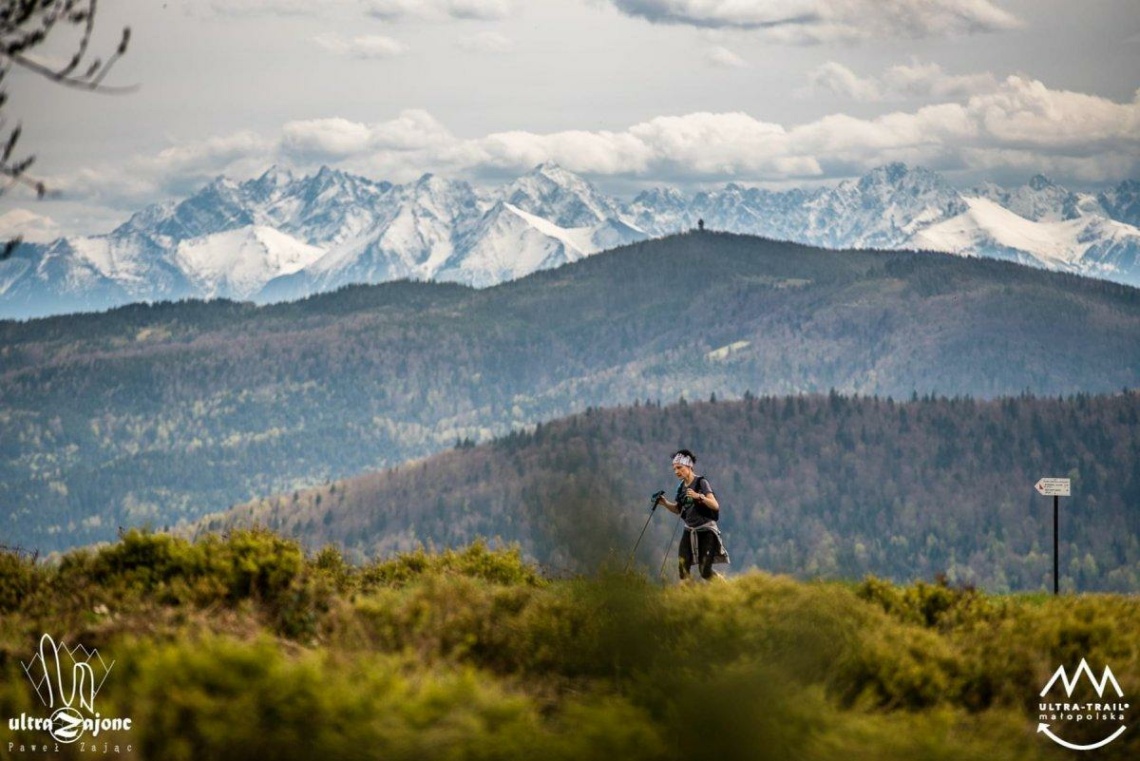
[676,475,716,528]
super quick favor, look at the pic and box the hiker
[655,449,729,580]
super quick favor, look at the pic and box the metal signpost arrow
[1036,478,1071,595]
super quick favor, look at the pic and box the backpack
[677,475,719,522]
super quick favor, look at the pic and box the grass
[0,529,1136,760]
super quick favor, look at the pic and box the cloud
[883,62,1001,99]
[705,45,748,68]
[804,62,883,101]
[965,76,1140,148]
[456,31,514,54]
[204,0,351,17]
[55,78,1140,212]
[50,131,276,206]
[367,0,514,21]
[203,0,514,21]
[280,110,458,169]
[447,0,514,19]
[281,118,377,159]
[608,0,1022,42]
[314,33,409,59]
[359,79,1140,184]
[0,209,62,244]
[804,60,1001,102]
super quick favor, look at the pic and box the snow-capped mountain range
[2,162,1139,319]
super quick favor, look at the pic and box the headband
[672,454,694,469]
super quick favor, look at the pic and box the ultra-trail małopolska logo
[1038,658,1129,751]
[7,634,133,751]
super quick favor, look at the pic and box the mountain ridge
[3,163,1140,319]
[3,231,1139,553]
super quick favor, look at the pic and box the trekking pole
[626,491,665,572]
[659,514,682,580]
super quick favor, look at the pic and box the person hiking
[655,449,729,580]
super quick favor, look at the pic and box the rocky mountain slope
[3,164,1139,319]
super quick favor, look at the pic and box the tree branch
[0,0,136,208]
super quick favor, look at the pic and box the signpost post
[1036,478,1071,595]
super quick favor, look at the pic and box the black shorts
[678,528,727,579]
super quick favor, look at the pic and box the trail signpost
[1036,478,1071,595]
[1035,478,1071,497]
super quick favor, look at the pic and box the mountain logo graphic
[1037,658,1129,752]
[14,634,124,744]
[1040,659,1124,699]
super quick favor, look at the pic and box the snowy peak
[913,196,1140,283]
[245,165,296,203]
[689,185,793,240]
[175,226,325,299]
[285,166,389,210]
[848,163,965,215]
[368,177,473,277]
[972,175,1086,222]
[632,186,688,207]
[623,187,693,236]
[113,200,179,238]
[1099,180,1140,228]
[297,172,486,289]
[440,198,643,288]
[271,168,391,246]
[914,197,1084,265]
[801,164,966,249]
[300,165,386,200]
[4,162,1140,320]
[149,177,257,243]
[500,163,623,228]
[407,173,481,219]
[440,200,580,287]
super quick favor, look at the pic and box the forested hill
[203,391,1140,593]
[4,231,1140,553]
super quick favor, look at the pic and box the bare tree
[1,0,133,258]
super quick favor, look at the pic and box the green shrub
[352,573,538,670]
[310,544,354,594]
[56,528,305,609]
[2,530,1137,760]
[0,549,39,612]
[835,624,961,710]
[360,540,544,589]
[856,575,997,630]
[104,635,665,761]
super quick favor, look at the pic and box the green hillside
[3,232,1140,552]
[1,531,1136,760]
[208,391,1140,592]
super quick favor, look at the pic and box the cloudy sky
[2,0,1138,239]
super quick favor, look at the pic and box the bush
[359,540,544,589]
[2,531,1136,760]
[855,575,996,630]
[104,635,665,761]
[0,549,39,612]
[57,528,306,609]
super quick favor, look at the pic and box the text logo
[1038,659,1128,751]
[9,634,132,745]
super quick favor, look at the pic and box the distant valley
[2,232,1138,553]
[201,390,1140,592]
